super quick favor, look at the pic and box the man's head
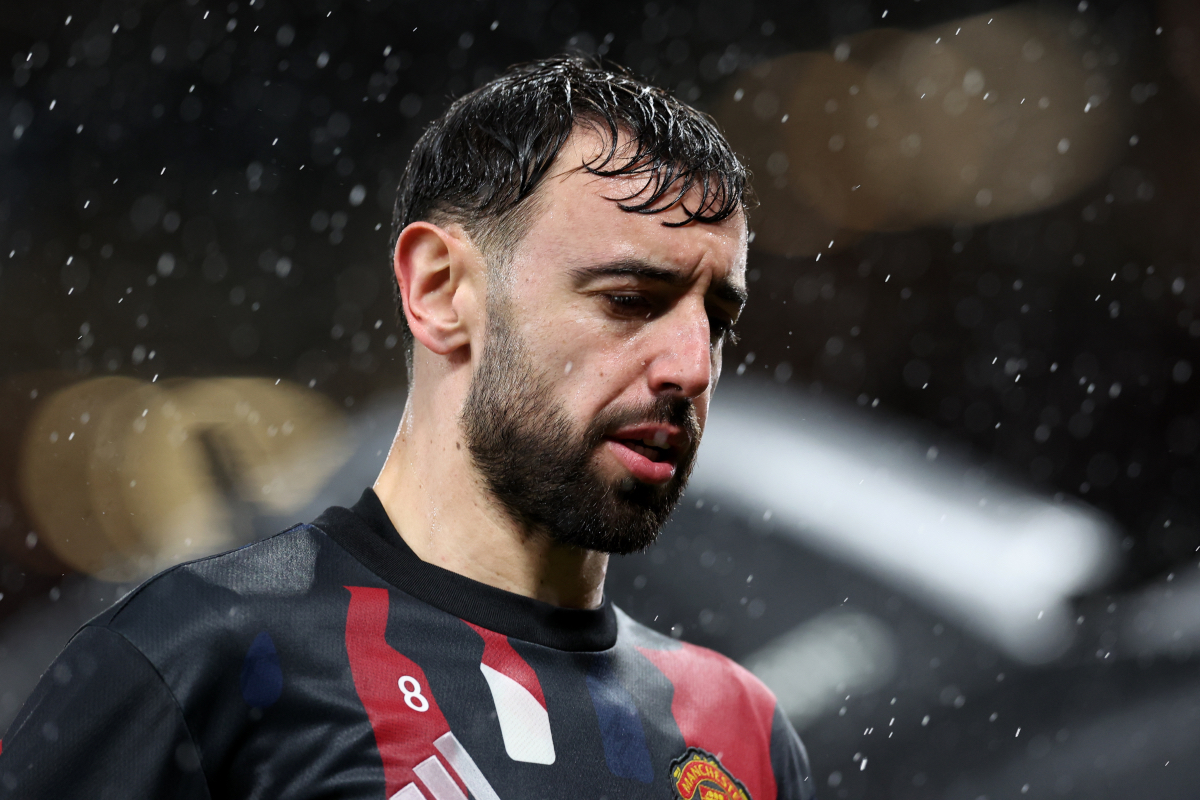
[391,56,750,554]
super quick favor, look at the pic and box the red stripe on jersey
[639,643,779,800]
[463,621,546,710]
[344,586,468,799]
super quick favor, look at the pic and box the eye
[604,293,655,317]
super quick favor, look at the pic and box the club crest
[670,747,751,800]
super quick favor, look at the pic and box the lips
[603,424,689,485]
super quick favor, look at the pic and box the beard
[460,306,700,555]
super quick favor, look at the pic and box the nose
[645,302,713,400]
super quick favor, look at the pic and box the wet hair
[389,55,750,368]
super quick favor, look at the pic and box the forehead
[511,130,748,275]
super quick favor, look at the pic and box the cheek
[519,324,622,407]
[516,298,659,405]
[552,318,639,376]
[559,350,653,420]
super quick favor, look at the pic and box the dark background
[2,0,1200,797]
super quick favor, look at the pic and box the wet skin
[376,130,748,609]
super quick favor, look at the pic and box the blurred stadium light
[742,608,898,729]
[692,381,1120,664]
[17,376,351,582]
[715,6,1129,258]
[1122,571,1200,658]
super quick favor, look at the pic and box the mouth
[602,424,689,485]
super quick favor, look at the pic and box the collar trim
[312,488,618,652]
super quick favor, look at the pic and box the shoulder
[615,608,802,800]
[89,523,339,660]
[174,523,327,597]
[616,606,778,719]
[97,524,317,613]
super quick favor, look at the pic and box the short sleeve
[770,704,817,800]
[0,625,210,799]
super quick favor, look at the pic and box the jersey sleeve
[0,624,211,800]
[770,704,817,800]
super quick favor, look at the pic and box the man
[0,57,814,800]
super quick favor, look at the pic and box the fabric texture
[0,489,815,800]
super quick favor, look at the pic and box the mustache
[584,395,700,449]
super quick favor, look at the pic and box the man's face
[460,135,748,554]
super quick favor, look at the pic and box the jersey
[0,489,815,800]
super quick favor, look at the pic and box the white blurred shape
[691,384,1118,664]
[1122,572,1200,657]
[743,609,897,729]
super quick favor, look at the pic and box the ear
[393,222,481,356]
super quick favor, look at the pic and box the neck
[373,388,609,610]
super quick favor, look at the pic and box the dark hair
[390,55,750,363]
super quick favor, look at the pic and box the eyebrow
[569,258,748,310]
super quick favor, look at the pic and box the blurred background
[1,0,1199,796]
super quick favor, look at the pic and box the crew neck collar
[312,488,618,652]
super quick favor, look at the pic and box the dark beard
[460,310,700,555]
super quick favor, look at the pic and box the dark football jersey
[0,489,815,800]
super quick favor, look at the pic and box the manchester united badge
[669,747,751,800]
